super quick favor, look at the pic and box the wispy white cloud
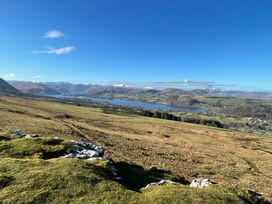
[3,73,15,79]
[32,46,75,55]
[43,30,64,39]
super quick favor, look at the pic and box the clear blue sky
[0,0,272,91]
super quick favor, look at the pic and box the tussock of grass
[0,136,72,159]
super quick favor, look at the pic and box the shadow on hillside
[114,161,189,191]
[0,175,14,189]
[0,135,11,141]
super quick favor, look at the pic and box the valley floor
[0,95,272,200]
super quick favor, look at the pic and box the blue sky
[0,0,272,91]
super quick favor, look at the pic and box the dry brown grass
[0,95,272,199]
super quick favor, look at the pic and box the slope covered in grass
[0,156,265,203]
[0,133,268,203]
[0,95,272,202]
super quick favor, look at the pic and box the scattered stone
[12,129,40,138]
[190,178,214,188]
[144,180,176,189]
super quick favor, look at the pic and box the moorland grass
[0,157,263,204]
[0,95,272,202]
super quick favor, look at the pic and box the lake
[49,95,208,113]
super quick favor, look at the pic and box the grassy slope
[0,96,272,201]
[0,158,259,204]
[0,135,263,203]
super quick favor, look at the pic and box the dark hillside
[0,78,20,94]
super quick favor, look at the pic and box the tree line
[101,106,225,129]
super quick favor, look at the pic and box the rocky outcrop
[60,140,121,180]
[60,140,104,159]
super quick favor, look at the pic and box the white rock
[190,178,213,188]
[25,134,32,138]
[78,149,98,159]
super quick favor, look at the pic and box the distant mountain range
[8,80,272,99]
[1,79,271,109]
[8,81,150,96]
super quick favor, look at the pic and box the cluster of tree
[99,106,225,129]
[141,110,225,128]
